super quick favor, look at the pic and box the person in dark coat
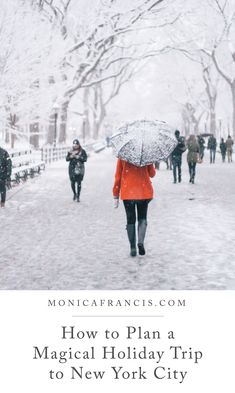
[198,135,205,160]
[219,138,227,163]
[66,139,87,202]
[171,130,186,183]
[207,135,217,163]
[0,146,12,207]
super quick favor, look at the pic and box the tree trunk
[47,113,55,145]
[193,121,199,134]
[210,111,216,135]
[11,132,16,149]
[92,83,107,140]
[92,121,99,140]
[5,130,9,143]
[92,85,99,140]
[185,121,190,137]
[203,67,217,136]
[83,87,91,140]
[93,104,106,139]
[8,113,17,148]
[59,101,68,144]
[81,115,91,144]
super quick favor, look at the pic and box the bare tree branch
[211,49,232,85]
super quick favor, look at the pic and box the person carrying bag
[66,139,87,202]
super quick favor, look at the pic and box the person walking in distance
[171,130,186,183]
[187,135,200,184]
[225,135,234,163]
[66,139,87,202]
[113,159,156,257]
[198,135,205,160]
[220,138,227,163]
[0,146,12,208]
[207,134,217,163]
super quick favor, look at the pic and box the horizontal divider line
[72,315,165,318]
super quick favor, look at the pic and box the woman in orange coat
[113,159,156,257]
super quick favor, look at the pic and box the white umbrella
[110,120,178,167]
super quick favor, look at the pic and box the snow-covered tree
[0,0,66,147]
[35,0,178,142]
[169,0,235,138]
[206,0,235,139]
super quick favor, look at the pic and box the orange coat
[113,159,156,200]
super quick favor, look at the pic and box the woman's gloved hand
[113,197,119,208]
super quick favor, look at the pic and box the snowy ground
[1,148,235,290]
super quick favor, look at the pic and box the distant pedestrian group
[170,132,234,186]
[219,136,233,163]
[170,130,200,184]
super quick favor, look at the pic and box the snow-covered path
[1,148,235,290]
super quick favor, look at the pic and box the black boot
[77,184,81,202]
[137,219,147,255]
[138,244,145,255]
[126,224,136,257]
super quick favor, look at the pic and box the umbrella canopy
[110,120,178,167]
[199,133,213,137]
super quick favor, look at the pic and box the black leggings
[70,174,83,197]
[123,199,151,225]
[0,180,6,203]
[188,162,197,180]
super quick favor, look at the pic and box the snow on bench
[92,142,107,153]
[10,150,45,184]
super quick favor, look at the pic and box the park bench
[92,142,107,153]
[10,150,45,185]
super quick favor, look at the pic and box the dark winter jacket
[220,142,226,155]
[66,148,87,179]
[207,136,217,150]
[0,147,12,181]
[198,136,205,149]
[171,136,186,161]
